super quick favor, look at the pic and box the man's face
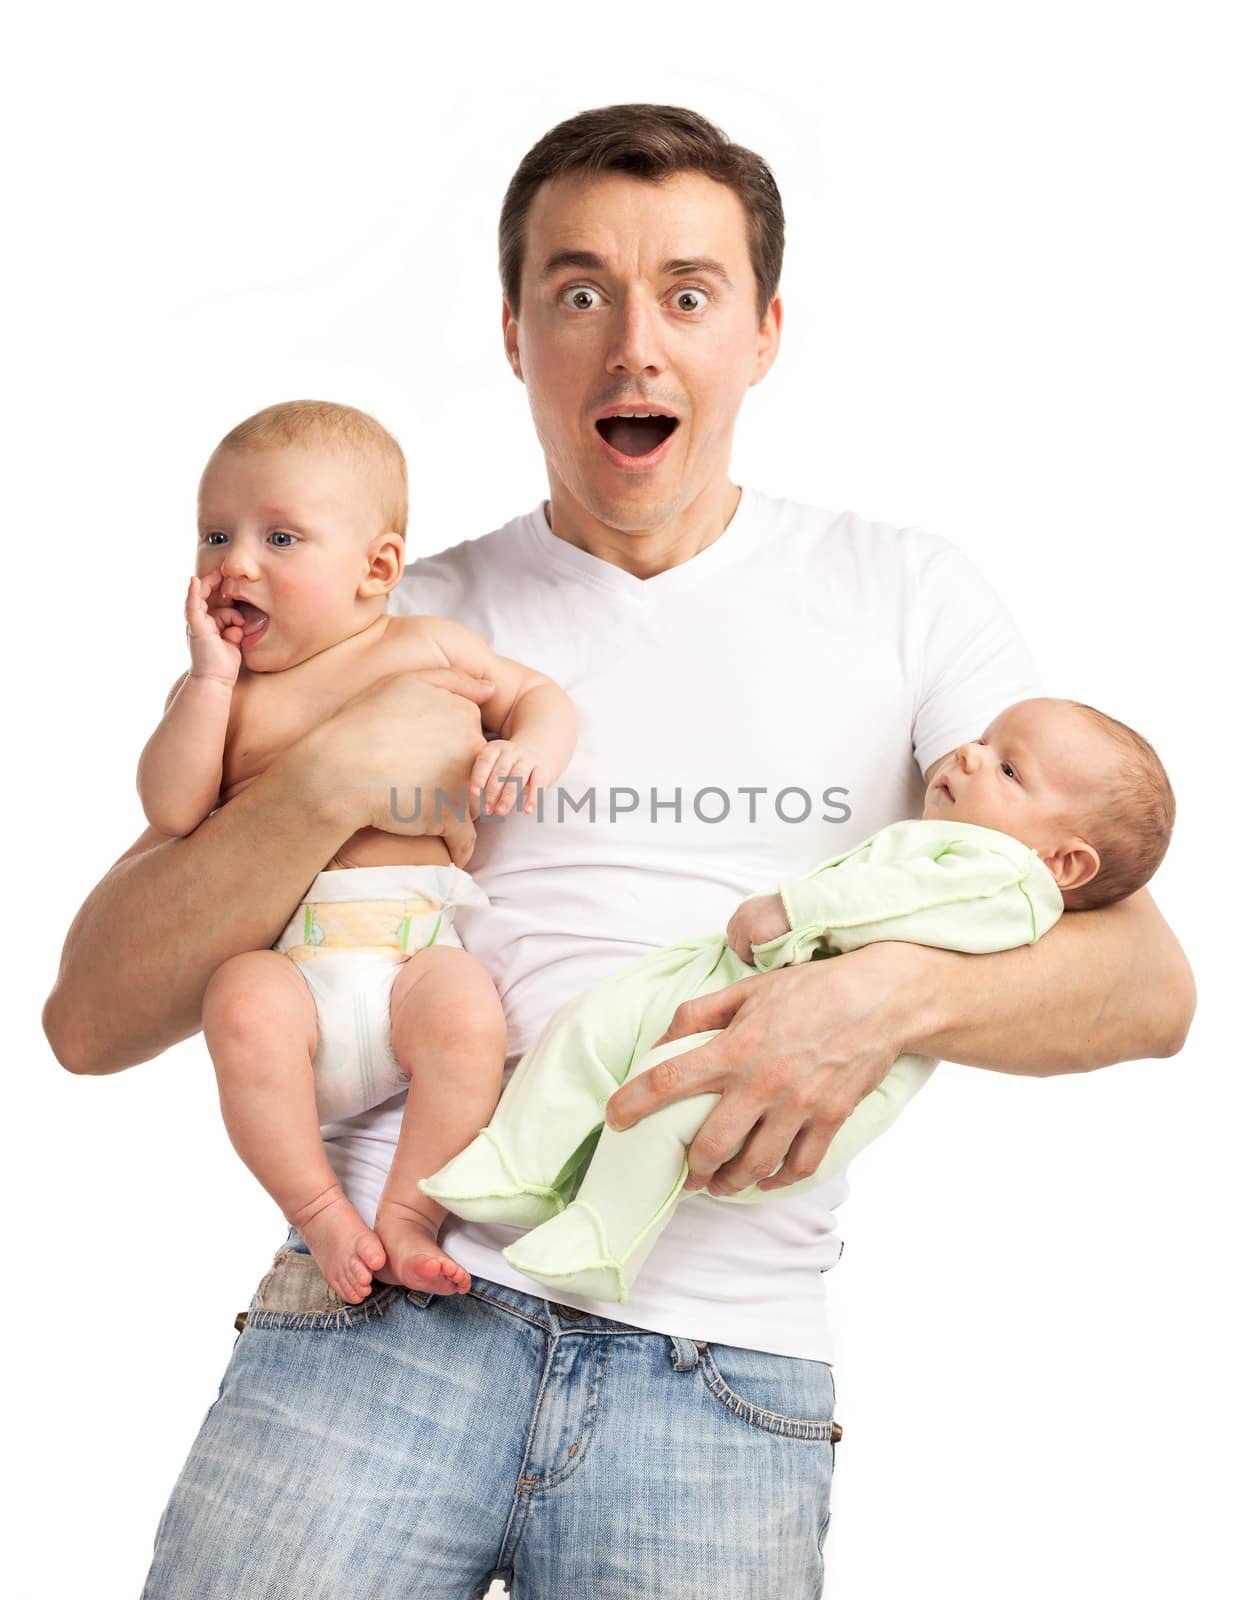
[504,170,781,540]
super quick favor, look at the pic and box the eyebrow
[538,251,732,287]
[197,509,315,532]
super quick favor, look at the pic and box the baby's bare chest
[220,626,442,800]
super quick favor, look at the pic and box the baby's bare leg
[205,950,386,1305]
[375,947,507,1295]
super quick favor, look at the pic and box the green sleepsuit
[422,819,1064,1303]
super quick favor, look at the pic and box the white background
[6,2,1229,1596]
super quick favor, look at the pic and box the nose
[605,291,664,379]
[955,741,984,774]
[219,540,260,582]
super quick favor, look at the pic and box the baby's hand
[469,739,546,817]
[186,571,243,685]
[726,892,791,964]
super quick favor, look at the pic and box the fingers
[700,1108,803,1197]
[441,816,477,868]
[413,667,496,704]
[756,1122,836,1193]
[186,575,245,642]
[470,743,539,816]
[679,1096,765,1193]
[652,982,753,1049]
[725,911,754,964]
[184,576,212,636]
[606,1032,725,1132]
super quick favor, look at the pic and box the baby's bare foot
[289,1186,387,1306]
[375,1199,472,1296]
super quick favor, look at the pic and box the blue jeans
[142,1237,838,1598]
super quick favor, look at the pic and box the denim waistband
[283,1227,647,1340]
[466,1274,647,1337]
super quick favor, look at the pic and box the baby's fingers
[184,576,209,632]
[469,747,502,798]
[492,756,537,816]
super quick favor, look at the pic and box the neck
[543,475,742,580]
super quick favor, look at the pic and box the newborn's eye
[268,531,297,548]
[562,286,601,311]
[203,531,228,546]
[670,287,709,313]
[1000,761,1019,781]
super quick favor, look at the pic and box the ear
[1042,837,1101,893]
[358,532,405,599]
[749,293,783,388]
[502,300,524,383]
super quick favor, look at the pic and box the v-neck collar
[527,487,759,602]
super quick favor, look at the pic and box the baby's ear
[1043,837,1100,892]
[360,531,405,597]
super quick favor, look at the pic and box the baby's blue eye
[269,531,296,547]
[1000,761,1018,780]
[204,531,227,546]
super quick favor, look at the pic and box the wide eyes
[559,285,710,313]
[199,530,297,548]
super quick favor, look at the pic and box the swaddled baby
[424,697,1174,1303]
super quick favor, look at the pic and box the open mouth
[224,597,271,647]
[594,411,679,460]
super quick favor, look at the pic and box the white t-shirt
[325,488,1043,1361]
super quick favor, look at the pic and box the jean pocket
[239,1248,406,1331]
[698,1341,839,1441]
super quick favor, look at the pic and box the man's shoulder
[391,507,539,618]
[740,487,945,567]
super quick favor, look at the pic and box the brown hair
[207,399,409,536]
[499,104,785,319]
[1065,703,1175,911]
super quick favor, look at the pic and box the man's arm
[43,669,493,1076]
[901,884,1194,1072]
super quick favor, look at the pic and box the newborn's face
[922,699,1115,855]
[196,445,392,671]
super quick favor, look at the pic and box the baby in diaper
[137,400,577,1305]
[423,697,1174,1303]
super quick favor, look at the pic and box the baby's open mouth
[222,597,270,639]
[595,412,679,457]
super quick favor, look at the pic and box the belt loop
[670,1335,701,1371]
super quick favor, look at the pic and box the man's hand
[605,944,918,1196]
[726,891,790,964]
[284,668,495,866]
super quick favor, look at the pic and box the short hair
[207,399,408,536]
[1065,702,1175,911]
[499,104,785,320]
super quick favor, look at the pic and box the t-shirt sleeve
[906,531,1046,777]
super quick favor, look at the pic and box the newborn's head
[922,698,1174,909]
[196,400,409,671]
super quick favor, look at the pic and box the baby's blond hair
[1065,703,1175,911]
[206,399,409,536]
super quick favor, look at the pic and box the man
[45,106,1193,1598]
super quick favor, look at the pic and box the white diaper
[274,864,490,1124]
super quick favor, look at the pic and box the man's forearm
[44,760,354,1075]
[893,888,1195,1076]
